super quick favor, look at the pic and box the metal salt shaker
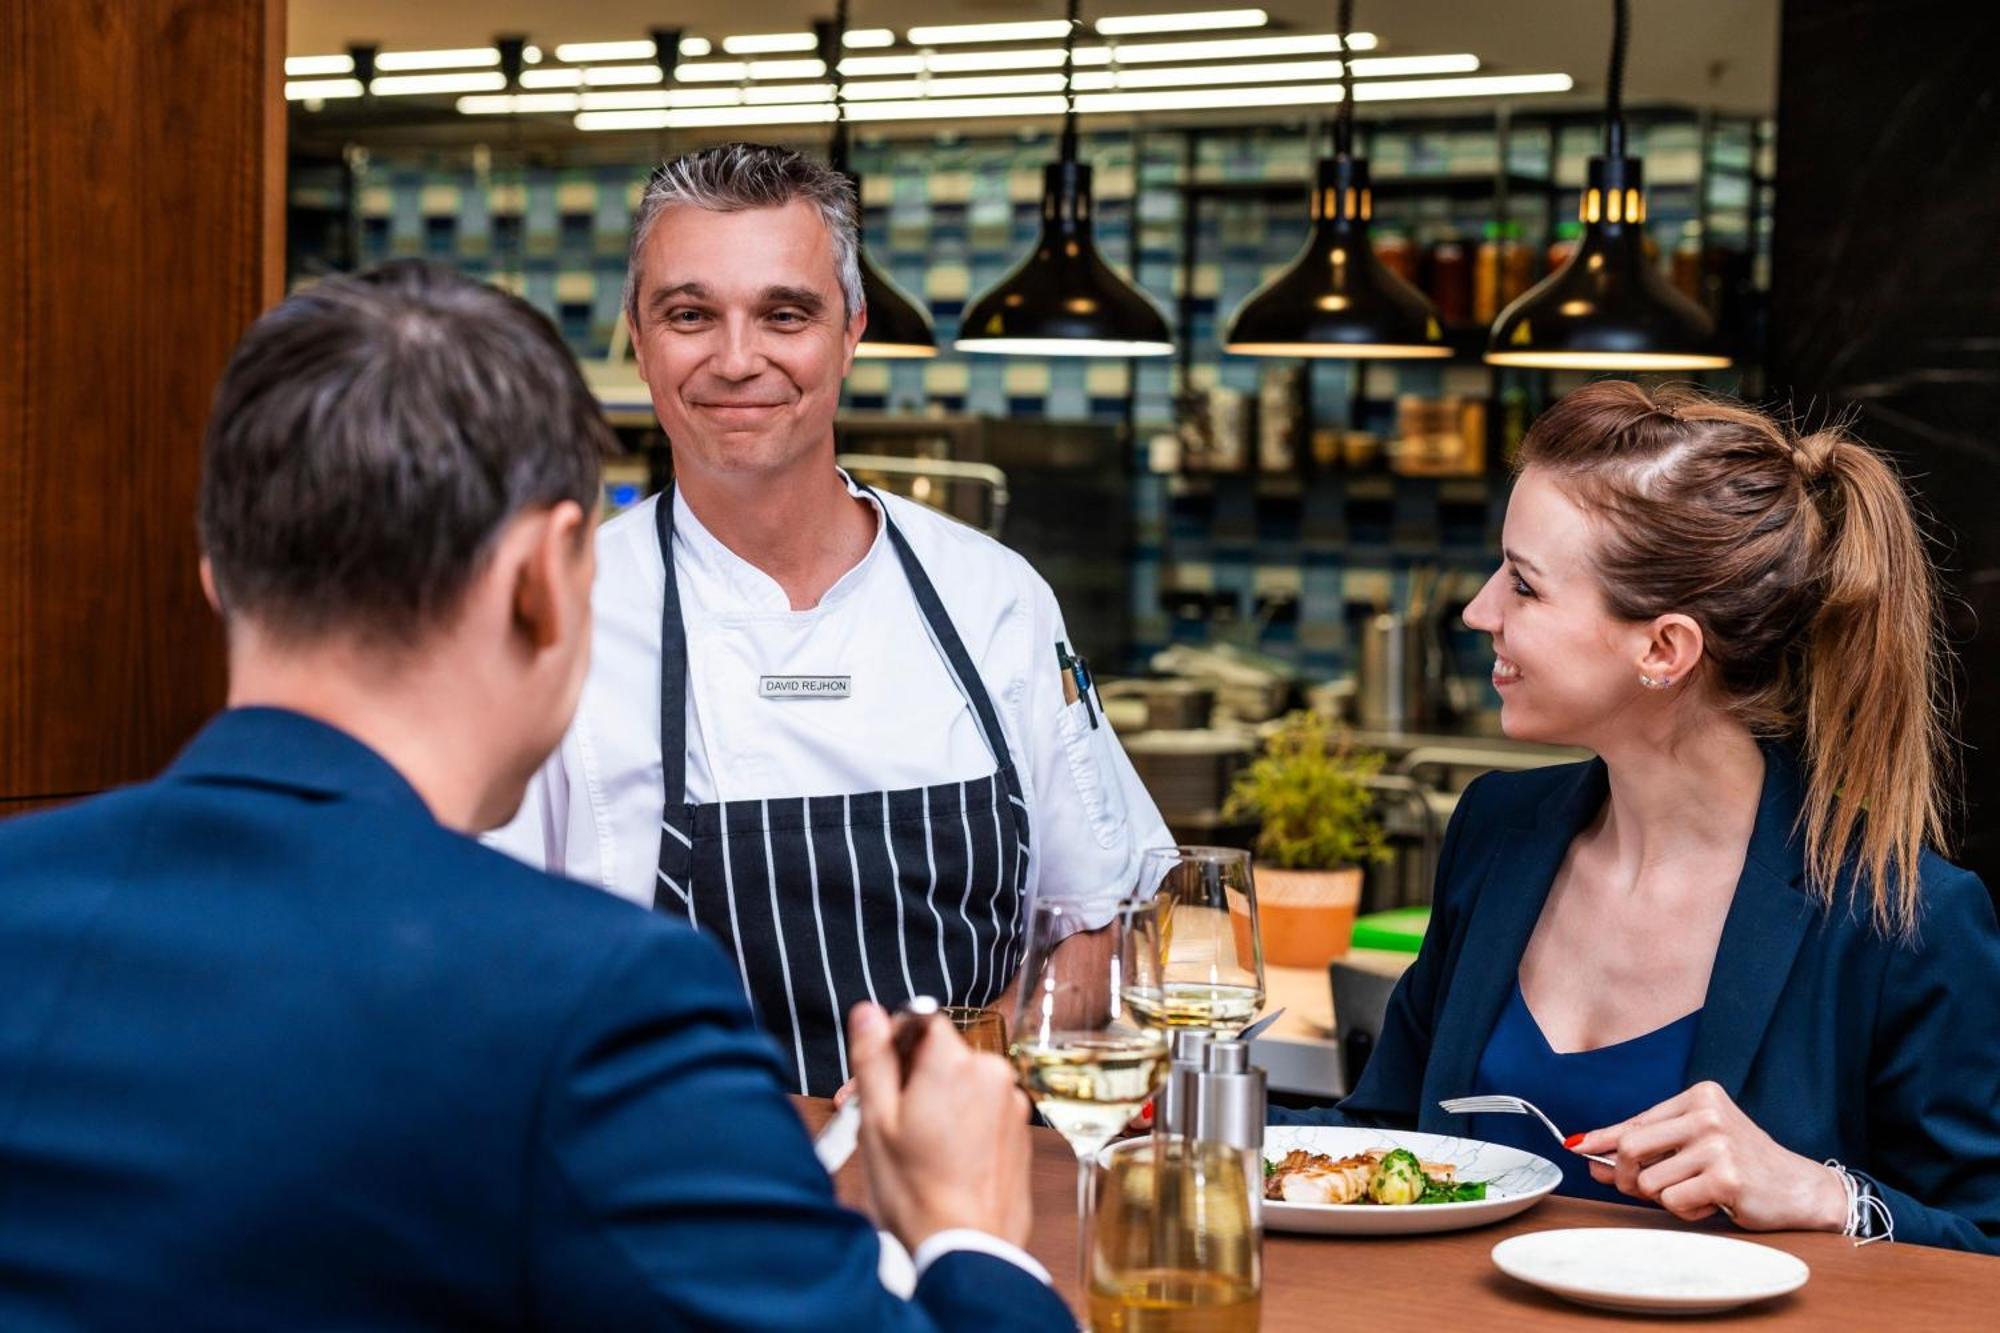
[1198,1039,1268,1227]
[1158,1028,1214,1141]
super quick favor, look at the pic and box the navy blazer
[1285,748,2000,1254]
[0,708,1075,1331]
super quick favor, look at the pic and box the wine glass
[1124,847,1266,1034]
[1009,897,1171,1300]
[941,1005,1008,1056]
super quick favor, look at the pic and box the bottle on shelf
[1473,222,1503,325]
[1426,235,1473,325]
[1375,228,1417,285]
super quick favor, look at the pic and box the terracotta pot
[1230,866,1364,969]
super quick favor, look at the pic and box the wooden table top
[795,1099,1998,1329]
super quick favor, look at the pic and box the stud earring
[1639,673,1674,690]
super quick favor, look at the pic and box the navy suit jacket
[0,708,1075,1331]
[1284,748,2000,1254]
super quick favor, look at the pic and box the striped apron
[652,487,1033,1095]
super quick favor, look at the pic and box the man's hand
[1574,1081,1849,1232]
[847,1002,1035,1252]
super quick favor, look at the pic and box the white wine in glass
[1119,981,1263,1034]
[1014,1031,1173,1156]
[1009,898,1171,1302]
[1125,847,1266,1035]
[1090,1136,1261,1333]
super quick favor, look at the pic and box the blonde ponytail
[1797,432,1948,935]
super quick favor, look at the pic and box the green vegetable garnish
[1264,1157,1277,1178]
[1368,1148,1427,1205]
[1417,1177,1489,1204]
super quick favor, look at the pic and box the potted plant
[1220,710,1391,968]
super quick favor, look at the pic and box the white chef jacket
[490,471,1171,932]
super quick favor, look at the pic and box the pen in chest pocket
[1055,641,1098,730]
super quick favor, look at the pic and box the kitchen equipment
[1122,731,1256,816]
[1150,643,1297,725]
[1356,612,1434,732]
[1098,679,1216,733]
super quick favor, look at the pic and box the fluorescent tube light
[1076,71,1573,113]
[1073,32,1375,64]
[1096,9,1267,35]
[370,71,508,95]
[1070,53,1479,90]
[907,22,1073,44]
[582,65,664,86]
[554,40,650,62]
[458,93,581,114]
[374,47,499,71]
[285,54,353,77]
[843,73,1069,100]
[721,32,820,55]
[285,78,363,101]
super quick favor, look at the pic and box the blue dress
[1465,981,1701,1205]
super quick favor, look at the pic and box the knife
[1240,1006,1287,1043]
[813,996,940,1175]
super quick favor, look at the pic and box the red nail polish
[1563,1132,1585,1149]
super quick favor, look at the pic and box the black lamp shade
[856,249,937,359]
[956,162,1172,358]
[1487,155,1728,370]
[1224,156,1450,359]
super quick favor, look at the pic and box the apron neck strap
[653,480,1023,813]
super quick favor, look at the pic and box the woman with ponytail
[1284,381,2000,1253]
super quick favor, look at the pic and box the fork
[1438,1094,1615,1166]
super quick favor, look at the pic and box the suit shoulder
[0,785,161,863]
[1451,759,1591,826]
[1911,850,1998,943]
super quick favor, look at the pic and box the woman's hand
[1572,1081,1848,1232]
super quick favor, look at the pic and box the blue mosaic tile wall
[322,115,1761,690]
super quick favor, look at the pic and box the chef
[490,143,1171,1097]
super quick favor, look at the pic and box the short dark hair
[199,261,610,644]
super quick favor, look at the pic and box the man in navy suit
[0,262,1075,1331]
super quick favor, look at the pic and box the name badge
[760,675,851,700]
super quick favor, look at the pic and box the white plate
[1491,1228,1810,1315]
[1261,1125,1561,1235]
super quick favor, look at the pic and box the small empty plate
[1492,1228,1810,1315]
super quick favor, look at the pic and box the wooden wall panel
[1,0,281,802]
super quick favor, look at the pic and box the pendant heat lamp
[1485,0,1728,370]
[1222,0,1449,360]
[817,6,937,359]
[954,0,1172,357]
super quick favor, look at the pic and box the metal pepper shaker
[1197,1039,1268,1227]
[1159,1028,1214,1141]
[1196,1039,1267,1155]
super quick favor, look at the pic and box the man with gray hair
[493,143,1169,1097]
